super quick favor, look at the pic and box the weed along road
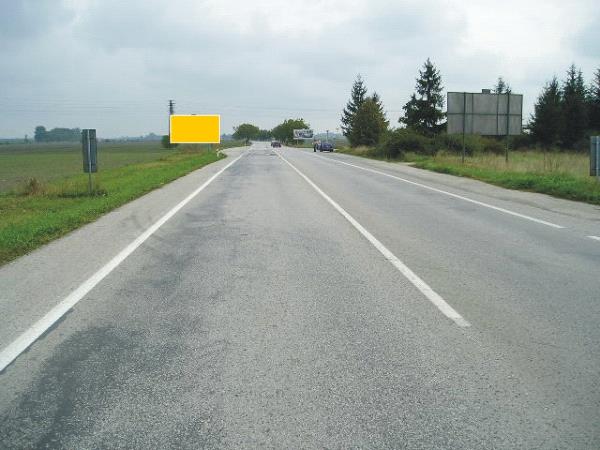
[1,142,600,448]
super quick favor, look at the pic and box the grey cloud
[1,0,598,137]
[0,0,75,40]
[572,15,600,59]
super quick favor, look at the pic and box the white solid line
[588,235,600,241]
[311,153,564,229]
[0,153,245,373]
[275,151,470,328]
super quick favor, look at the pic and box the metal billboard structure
[293,129,314,140]
[447,90,523,162]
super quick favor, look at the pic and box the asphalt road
[1,142,599,448]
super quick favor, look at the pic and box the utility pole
[168,99,175,137]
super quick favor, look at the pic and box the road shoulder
[0,148,246,349]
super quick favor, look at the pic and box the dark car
[318,142,334,152]
[271,141,282,148]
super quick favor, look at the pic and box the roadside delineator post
[81,129,98,195]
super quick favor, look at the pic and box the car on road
[317,142,334,152]
[271,141,282,148]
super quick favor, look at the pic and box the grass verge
[0,144,241,266]
[336,146,600,206]
[406,152,600,205]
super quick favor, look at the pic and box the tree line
[232,118,310,144]
[34,126,82,142]
[341,60,600,154]
[530,66,600,149]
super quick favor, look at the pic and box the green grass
[406,151,600,205]
[337,145,600,205]
[336,145,387,160]
[0,141,245,266]
[0,141,174,193]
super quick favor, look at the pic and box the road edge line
[311,152,564,229]
[0,152,245,373]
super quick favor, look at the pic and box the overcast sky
[1,0,598,138]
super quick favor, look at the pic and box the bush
[511,133,534,150]
[482,137,505,154]
[161,135,178,149]
[434,133,509,155]
[434,133,482,156]
[354,129,539,161]
[377,128,434,159]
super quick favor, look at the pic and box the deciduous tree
[271,118,310,143]
[233,123,260,144]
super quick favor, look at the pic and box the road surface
[1,142,599,448]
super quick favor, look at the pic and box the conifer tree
[529,77,562,148]
[349,97,388,146]
[588,68,600,131]
[561,64,588,148]
[493,77,512,94]
[341,75,367,137]
[399,58,445,136]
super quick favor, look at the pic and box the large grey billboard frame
[447,92,523,136]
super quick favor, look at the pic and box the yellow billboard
[170,115,221,144]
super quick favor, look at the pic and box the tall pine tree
[588,68,600,131]
[371,91,387,122]
[561,64,588,148]
[529,77,562,148]
[399,58,445,136]
[341,75,367,137]
[348,97,389,147]
[493,77,511,94]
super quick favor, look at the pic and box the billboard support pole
[462,92,466,164]
[593,136,600,181]
[596,136,600,181]
[505,94,510,164]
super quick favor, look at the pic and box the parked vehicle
[318,142,334,152]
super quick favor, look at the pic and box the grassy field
[336,146,600,205]
[0,141,245,266]
[0,141,173,192]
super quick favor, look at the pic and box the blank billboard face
[170,115,221,144]
[447,92,522,136]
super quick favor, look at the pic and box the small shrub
[22,177,45,196]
